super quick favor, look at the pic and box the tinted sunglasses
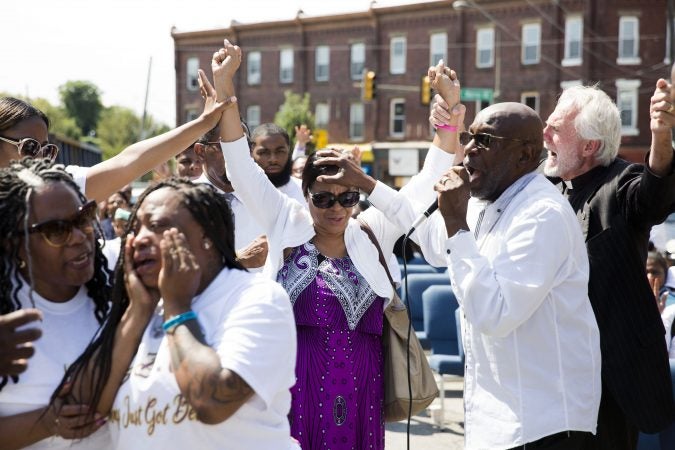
[309,191,360,209]
[28,200,97,247]
[0,136,59,160]
[459,131,526,149]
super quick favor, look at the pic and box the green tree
[95,106,140,160]
[30,98,82,140]
[59,81,103,136]
[274,91,315,145]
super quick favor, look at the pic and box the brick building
[173,0,672,184]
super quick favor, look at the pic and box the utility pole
[139,57,152,140]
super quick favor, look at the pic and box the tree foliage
[274,91,315,144]
[95,106,141,160]
[30,98,83,140]
[58,80,103,136]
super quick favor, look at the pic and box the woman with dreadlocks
[0,69,233,382]
[54,178,299,449]
[0,158,112,449]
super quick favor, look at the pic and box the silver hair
[555,85,621,167]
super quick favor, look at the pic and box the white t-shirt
[65,165,88,195]
[0,282,111,449]
[101,237,122,272]
[108,267,298,450]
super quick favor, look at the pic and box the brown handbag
[359,222,439,422]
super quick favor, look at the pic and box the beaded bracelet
[436,124,458,131]
[162,311,197,332]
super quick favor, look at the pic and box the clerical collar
[570,165,606,191]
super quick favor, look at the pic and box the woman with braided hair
[52,178,298,449]
[0,157,112,449]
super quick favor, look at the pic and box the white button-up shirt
[379,173,601,449]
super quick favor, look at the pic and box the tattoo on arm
[166,320,254,421]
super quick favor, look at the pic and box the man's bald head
[463,102,544,201]
[477,103,543,151]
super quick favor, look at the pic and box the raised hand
[0,309,42,376]
[650,78,675,134]
[212,39,242,101]
[314,148,375,193]
[159,228,201,317]
[434,167,470,237]
[197,69,237,129]
[428,60,460,109]
[295,124,312,146]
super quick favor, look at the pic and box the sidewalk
[385,376,465,449]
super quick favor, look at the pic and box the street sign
[461,87,494,102]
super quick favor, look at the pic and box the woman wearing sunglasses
[212,41,460,449]
[0,72,232,204]
[0,158,112,449]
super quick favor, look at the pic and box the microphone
[408,200,438,233]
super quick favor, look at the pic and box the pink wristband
[436,124,458,132]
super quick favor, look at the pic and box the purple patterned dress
[277,242,385,450]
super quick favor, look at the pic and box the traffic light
[420,75,431,106]
[362,70,376,101]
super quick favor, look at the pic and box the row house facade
[173,0,672,184]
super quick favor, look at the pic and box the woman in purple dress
[213,40,461,449]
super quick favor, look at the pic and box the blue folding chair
[400,273,450,348]
[422,285,464,427]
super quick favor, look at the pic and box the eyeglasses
[309,191,360,209]
[28,200,97,247]
[0,136,59,160]
[459,131,526,150]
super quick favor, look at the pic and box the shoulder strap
[358,220,396,289]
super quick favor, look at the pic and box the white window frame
[315,103,329,129]
[350,42,366,80]
[247,51,261,85]
[390,36,407,75]
[615,79,641,136]
[665,18,675,64]
[246,105,261,129]
[617,16,641,65]
[520,91,540,114]
[349,103,365,141]
[560,79,582,90]
[562,15,583,66]
[185,109,199,122]
[430,32,447,66]
[186,57,199,91]
[315,45,330,82]
[279,48,294,84]
[389,99,406,138]
[476,27,495,68]
[521,23,541,65]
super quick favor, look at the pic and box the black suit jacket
[554,158,675,433]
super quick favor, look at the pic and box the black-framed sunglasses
[0,136,59,160]
[309,191,360,209]
[459,131,526,149]
[27,200,98,247]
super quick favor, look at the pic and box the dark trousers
[508,431,591,449]
[583,387,638,450]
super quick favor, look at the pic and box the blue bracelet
[162,311,197,332]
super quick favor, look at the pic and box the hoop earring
[17,258,26,269]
